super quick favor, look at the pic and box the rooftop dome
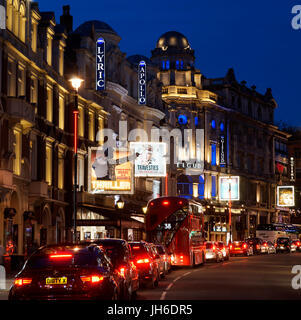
[156,31,190,50]
[74,20,118,36]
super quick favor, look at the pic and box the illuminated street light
[69,77,84,92]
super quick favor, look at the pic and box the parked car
[290,240,298,252]
[245,237,264,254]
[263,241,276,254]
[90,239,139,300]
[229,241,253,256]
[205,241,223,262]
[9,243,122,300]
[292,240,301,252]
[148,243,165,278]
[129,241,160,288]
[216,241,230,261]
[155,244,171,274]
[276,237,292,253]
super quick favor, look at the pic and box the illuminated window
[47,33,53,66]
[59,44,64,76]
[45,143,52,185]
[220,122,224,131]
[166,60,170,70]
[31,19,38,52]
[19,3,26,42]
[17,64,25,96]
[7,58,16,96]
[88,111,95,141]
[198,175,205,199]
[162,61,165,70]
[6,0,13,31]
[176,60,179,70]
[46,85,53,122]
[59,94,65,130]
[12,0,19,37]
[211,119,216,129]
[211,144,216,166]
[58,150,64,189]
[30,75,38,105]
[98,116,104,145]
[13,128,22,175]
[211,176,216,198]
[180,60,184,70]
[78,105,84,137]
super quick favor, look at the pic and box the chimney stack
[60,5,73,34]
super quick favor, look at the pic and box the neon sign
[96,38,105,91]
[138,61,146,104]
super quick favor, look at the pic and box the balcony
[29,181,48,199]
[6,97,35,130]
[0,169,14,190]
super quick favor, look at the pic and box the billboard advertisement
[130,142,166,177]
[219,176,240,201]
[277,186,295,207]
[88,147,133,194]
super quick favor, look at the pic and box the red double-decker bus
[145,196,206,267]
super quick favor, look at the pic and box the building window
[98,116,104,145]
[220,122,224,131]
[211,119,216,129]
[177,88,187,94]
[46,143,52,185]
[166,60,170,70]
[7,58,16,96]
[211,175,216,199]
[12,0,19,37]
[17,64,25,97]
[180,60,184,70]
[31,20,38,52]
[89,111,95,141]
[47,34,53,66]
[13,128,22,175]
[198,175,205,199]
[59,45,64,76]
[59,94,65,130]
[177,175,193,199]
[6,0,13,31]
[78,105,84,137]
[46,85,53,122]
[30,75,38,105]
[211,144,216,166]
[19,3,26,42]
[58,150,64,189]
[176,60,179,70]
[162,61,165,70]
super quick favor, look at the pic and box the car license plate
[46,277,67,285]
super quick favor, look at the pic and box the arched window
[12,0,19,37]
[19,3,26,42]
[198,175,205,199]
[6,0,13,31]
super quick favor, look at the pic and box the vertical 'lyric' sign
[138,61,146,105]
[96,37,105,91]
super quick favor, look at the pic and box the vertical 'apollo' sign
[138,61,146,105]
[96,37,105,91]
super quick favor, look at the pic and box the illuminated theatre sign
[277,186,295,207]
[88,147,133,194]
[220,135,226,167]
[96,37,105,91]
[138,61,146,105]
[130,142,166,177]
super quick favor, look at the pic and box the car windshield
[277,238,289,244]
[96,242,125,266]
[25,245,98,269]
[233,242,243,246]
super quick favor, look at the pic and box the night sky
[38,0,301,127]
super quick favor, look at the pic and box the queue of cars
[8,239,172,301]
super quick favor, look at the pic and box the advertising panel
[277,186,295,207]
[88,147,133,194]
[130,142,166,177]
[219,176,240,201]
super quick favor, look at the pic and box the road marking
[160,291,167,300]
[166,283,174,291]
[183,271,192,276]
[173,276,182,282]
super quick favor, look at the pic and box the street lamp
[116,199,125,238]
[69,77,83,243]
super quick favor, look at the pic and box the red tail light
[178,201,183,205]
[212,245,216,251]
[297,242,300,246]
[243,244,247,249]
[132,246,140,250]
[80,275,104,284]
[162,201,169,206]
[264,243,268,247]
[256,245,260,249]
[119,267,125,278]
[14,278,32,286]
[136,258,150,264]
[49,254,73,259]
[229,245,233,250]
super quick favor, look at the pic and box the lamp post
[116,199,125,239]
[69,77,83,243]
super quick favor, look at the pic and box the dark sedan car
[276,237,292,253]
[245,237,264,254]
[9,243,121,300]
[90,238,139,299]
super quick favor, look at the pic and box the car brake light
[136,258,150,264]
[119,267,125,278]
[49,254,73,259]
[132,246,140,250]
[256,245,260,249]
[264,243,268,247]
[14,278,32,286]
[212,246,216,251]
[162,201,169,206]
[297,242,300,246]
[80,275,104,283]
[243,244,247,249]
[179,201,183,205]
[229,245,233,250]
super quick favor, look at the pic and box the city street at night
[136,253,301,301]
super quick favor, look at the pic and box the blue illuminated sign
[96,38,105,91]
[138,61,146,105]
[220,135,226,167]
